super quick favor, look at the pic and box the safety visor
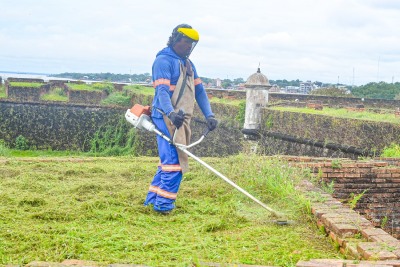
[177,28,199,41]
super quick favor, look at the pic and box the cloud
[0,0,399,85]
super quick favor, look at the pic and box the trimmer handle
[202,127,211,137]
[177,109,185,117]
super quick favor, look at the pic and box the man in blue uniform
[144,24,218,214]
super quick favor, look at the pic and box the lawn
[0,155,342,266]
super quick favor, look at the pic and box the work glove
[168,110,185,129]
[206,116,218,131]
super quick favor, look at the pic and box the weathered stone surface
[357,242,398,260]
[61,259,98,266]
[297,259,400,267]
[26,262,64,267]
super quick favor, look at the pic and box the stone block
[331,223,360,238]
[357,242,398,260]
[61,259,98,266]
[26,262,63,267]
[361,228,399,243]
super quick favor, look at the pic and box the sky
[1,0,400,86]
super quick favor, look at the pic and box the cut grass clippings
[0,155,342,266]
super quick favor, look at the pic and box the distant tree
[200,77,213,85]
[51,72,151,83]
[233,78,245,84]
[314,81,323,87]
[351,82,400,100]
[221,79,232,89]
[310,87,353,97]
[269,79,300,87]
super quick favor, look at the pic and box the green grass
[123,84,154,96]
[0,155,341,266]
[271,106,400,124]
[0,84,6,98]
[67,83,96,91]
[381,143,400,157]
[209,97,245,106]
[40,87,68,102]
[101,92,131,107]
[8,82,44,88]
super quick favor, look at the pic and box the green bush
[101,92,131,107]
[67,83,93,91]
[89,118,138,156]
[0,140,10,156]
[381,143,400,157]
[92,82,114,94]
[0,84,6,98]
[68,82,114,94]
[40,87,68,102]
[124,84,154,95]
[235,101,246,124]
[15,135,29,150]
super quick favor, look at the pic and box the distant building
[285,86,301,94]
[236,83,246,90]
[215,78,222,88]
[299,81,313,94]
[269,84,280,92]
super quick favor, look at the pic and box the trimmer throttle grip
[177,109,185,117]
[203,128,211,137]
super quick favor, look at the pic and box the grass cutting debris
[0,155,342,266]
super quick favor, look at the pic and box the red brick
[389,168,400,173]
[26,262,63,267]
[361,228,392,241]
[356,162,376,168]
[357,242,398,260]
[341,163,357,168]
[331,223,360,238]
[374,162,389,167]
[344,173,361,178]
[296,260,343,267]
[373,178,387,182]
[328,172,344,178]
[373,168,392,174]
[377,174,391,178]
[61,260,99,266]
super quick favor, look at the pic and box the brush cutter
[125,104,291,225]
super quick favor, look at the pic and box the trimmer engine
[125,104,155,132]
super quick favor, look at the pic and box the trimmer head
[273,219,295,226]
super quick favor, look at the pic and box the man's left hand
[206,116,218,131]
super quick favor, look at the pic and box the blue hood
[156,47,183,61]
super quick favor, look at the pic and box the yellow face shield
[177,28,200,42]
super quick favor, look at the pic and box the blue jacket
[151,47,214,119]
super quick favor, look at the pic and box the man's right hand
[168,110,184,129]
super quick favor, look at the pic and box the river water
[0,71,73,82]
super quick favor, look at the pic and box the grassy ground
[40,87,68,102]
[0,84,6,98]
[8,82,44,88]
[124,85,154,95]
[271,106,400,124]
[209,97,245,106]
[0,154,342,266]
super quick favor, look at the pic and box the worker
[144,24,218,214]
